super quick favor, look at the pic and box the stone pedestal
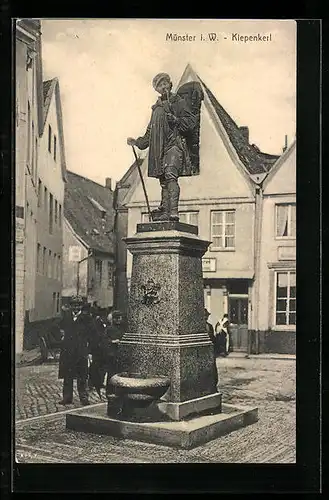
[67,221,259,447]
[118,221,220,420]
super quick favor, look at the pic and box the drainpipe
[252,185,264,354]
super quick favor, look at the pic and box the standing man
[127,73,197,221]
[58,297,91,406]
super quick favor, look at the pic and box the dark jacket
[58,311,92,380]
[135,93,196,178]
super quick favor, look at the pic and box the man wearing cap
[58,297,92,406]
[127,72,196,221]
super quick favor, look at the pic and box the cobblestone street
[15,356,296,463]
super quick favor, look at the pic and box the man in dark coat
[58,298,92,405]
[127,72,196,221]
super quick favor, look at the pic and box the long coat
[135,93,196,178]
[58,311,92,380]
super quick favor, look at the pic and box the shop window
[211,210,235,250]
[275,271,296,326]
[276,204,296,238]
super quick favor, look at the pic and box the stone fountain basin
[110,372,170,401]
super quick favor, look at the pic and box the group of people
[57,296,124,406]
[205,309,233,357]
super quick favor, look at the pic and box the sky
[40,19,296,187]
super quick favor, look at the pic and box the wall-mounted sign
[202,258,217,272]
[278,246,296,261]
[69,245,82,262]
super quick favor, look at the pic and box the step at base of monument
[66,402,258,450]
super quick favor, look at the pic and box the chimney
[105,177,112,190]
[282,135,288,152]
[239,126,249,143]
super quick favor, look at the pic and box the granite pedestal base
[118,222,218,420]
[66,402,259,450]
[157,392,222,421]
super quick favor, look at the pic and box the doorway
[229,296,249,352]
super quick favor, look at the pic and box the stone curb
[225,354,296,361]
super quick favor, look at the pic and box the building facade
[114,64,296,354]
[16,21,68,351]
[253,141,296,354]
[62,172,116,310]
[32,78,67,332]
[15,20,43,353]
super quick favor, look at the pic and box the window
[27,102,31,167]
[275,271,296,326]
[210,210,235,249]
[49,193,53,233]
[276,204,296,238]
[53,135,57,161]
[52,292,56,314]
[48,125,52,153]
[141,211,199,225]
[58,255,61,280]
[37,243,41,273]
[31,121,34,178]
[107,262,114,288]
[179,211,199,226]
[54,199,58,224]
[38,179,42,207]
[95,259,103,285]
[44,187,48,212]
[58,204,62,227]
[48,250,52,277]
[42,247,46,274]
[35,137,38,179]
[53,253,57,278]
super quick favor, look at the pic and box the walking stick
[131,145,153,222]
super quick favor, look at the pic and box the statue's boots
[151,186,170,221]
[168,180,180,221]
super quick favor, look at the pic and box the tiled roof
[42,79,55,125]
[64,171,115,254]
[43,79,52,104]
[200,80,280,175]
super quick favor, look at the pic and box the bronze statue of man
[127,72,200,222]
